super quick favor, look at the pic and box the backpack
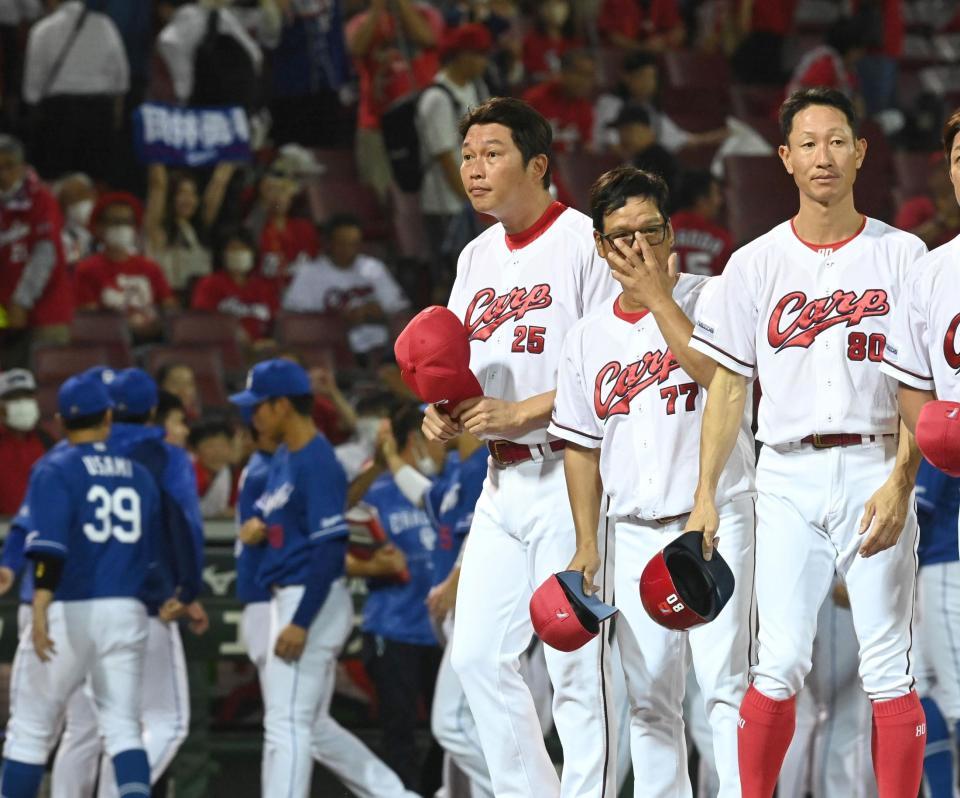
[190,9,258,109]
[381,83,459,194]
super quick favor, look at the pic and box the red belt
[488,439,566,466]
[799,433,896,449]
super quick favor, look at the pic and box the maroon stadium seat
[723,155,798,245]
[310,149,358,180]
[69,311,134,368]
[144,346,228,408]
[551,151,623,214]
[662,51,731,90]
[893,151,941,197]
[33,344,112,386]
[167,311,247,373]
[36,383,60,419]
[275,311,355,371]
[730,84,784,120]
[305,178,391,240]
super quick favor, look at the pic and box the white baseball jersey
[880,233,960,402]
[690,218,927,446]
[548,275,755,520]
[447,202,619,445]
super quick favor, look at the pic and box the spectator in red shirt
[75,193,177,342]
[256,167,320,287]
[730,0,798,85]
[522,50,596,153]
[54,172,96,268]
[0,368,52,516]
[670,170,734,275]
[191,228,278,346]
[0,135,73,368]
[521,1,582,81]
[894,158,960,249]
[597,0,685,52]
[786,18,866,110]
[188,416,235,519]
[346,0,444,198]
[850,0,902,114]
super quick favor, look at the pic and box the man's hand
[422,403,461,442]
[858,476,912,557]
[0,566,15,596]
[186,601,209,635]
[371,544,408,577]
[274,623,307,662]
[6,303,27,329]
[426,566,460,621]
[608,234,679,314]
[32,611,55,662]
[239,517,267,546]
[685,493,720,560]
[159,598,187,622]
[452,396,526,441]
[566,546,601,596]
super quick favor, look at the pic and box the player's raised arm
[686,365,748,558]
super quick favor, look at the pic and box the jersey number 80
[83,486,142,544]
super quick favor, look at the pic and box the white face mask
[67,199,93,227]
[104,224,136,253]
[354,417,381,446]
[226,250,254,274]
[4,398,39,431]
[413,439,440,477]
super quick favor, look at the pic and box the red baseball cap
[89,191,144,229]
[530,570,618,652]
[394,306,483,413]
[441,23,493,58]
[916,400,960,477]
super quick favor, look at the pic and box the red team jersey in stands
[0,427,46,515]
[75,253,172,323]
[191,272,278,341]
[670,211,734,276]
[259,217,320,285]
[597,0,682,41]
[522,80,594,152]
[0,171,72,326]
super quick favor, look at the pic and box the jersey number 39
[83,486,142,544]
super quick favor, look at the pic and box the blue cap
[82,365,117,385]
[108,368,159,416]
[229,359,311,407]
[58,373,114,420]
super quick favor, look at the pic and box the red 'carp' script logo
[945,312,960,372]
[767,289,889,351]
[594,351,680,419]
[465,284,552,341]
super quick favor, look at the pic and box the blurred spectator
[894,159,960,250]
[191,228,278,345]
[145,164,236,293]
[76,193,177,342]
[610,105,679,194]
[338,391,398,482]
[157,362,201,419]
[522,49,596,153]
[670,170,733,276]
[594,52,729,154]
[0,368,51,516]
[729,0,796,85]
[54,172,96,267]
[310,363,357,446]
[22,0,129,183]
[850,0,901,115]
[156,0,262,108]
[346,0,444,198]
[157,389,190,448]
[264,0,352,148]
[521,0,581,81]
[189,415,235,518]
[0,0,41,132]
[416,24,490,298]
[786,18,865,104]
[0,135,73,368]
[283,214,410,362]
[597,0,685,52]
[350,403,444,793]
[99,0,152,102]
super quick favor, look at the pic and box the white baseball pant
[752,440,918,702]
[451,457,616,798]
[613,496,755,798]
[915,561,960,724]
[683,671,720,798]
[779,589,878,798]
[263,581,415,798]
[4,599,147,766]
[242,600,272,789]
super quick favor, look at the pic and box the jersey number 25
[83,486,142,544]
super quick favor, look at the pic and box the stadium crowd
[0,0,960,796]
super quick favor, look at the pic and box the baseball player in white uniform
[422,97,619,798]
[687,87,928,798]
[547,165,756,797]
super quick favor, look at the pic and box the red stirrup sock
[872,691,926,798]
[737,685,797,798]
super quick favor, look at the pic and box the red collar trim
[790,216,866,253]
[505,201,567,251]
[613,294,649,324]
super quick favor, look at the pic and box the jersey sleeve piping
[878,359,936,391]
[689,336,756,377]
[25,538,68,558]
[548,418,603,448]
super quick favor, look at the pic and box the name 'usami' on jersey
[81,455,133,478]
[446,202,619,445]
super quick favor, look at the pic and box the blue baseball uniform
[236,449,273,605]
[361,473,437,646]
[916,459,960,567]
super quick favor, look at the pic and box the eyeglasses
[599,220,670,248]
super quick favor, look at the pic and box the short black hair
[391,402,425,448]
[943,108,960,156]
[63,410,108,431]
[285,394,314,417]
[187,417,233,449]
[674,170,718,211]
[458,97,553,189]
[325,213,362,237]
[214,224,256,264]
[156,390,184,426]
[155,362,192,387]
[779,87,859,144]
[115,410,152,425]
[589,166,670,233]
[622,51,658,74]
[355,391,399,419]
